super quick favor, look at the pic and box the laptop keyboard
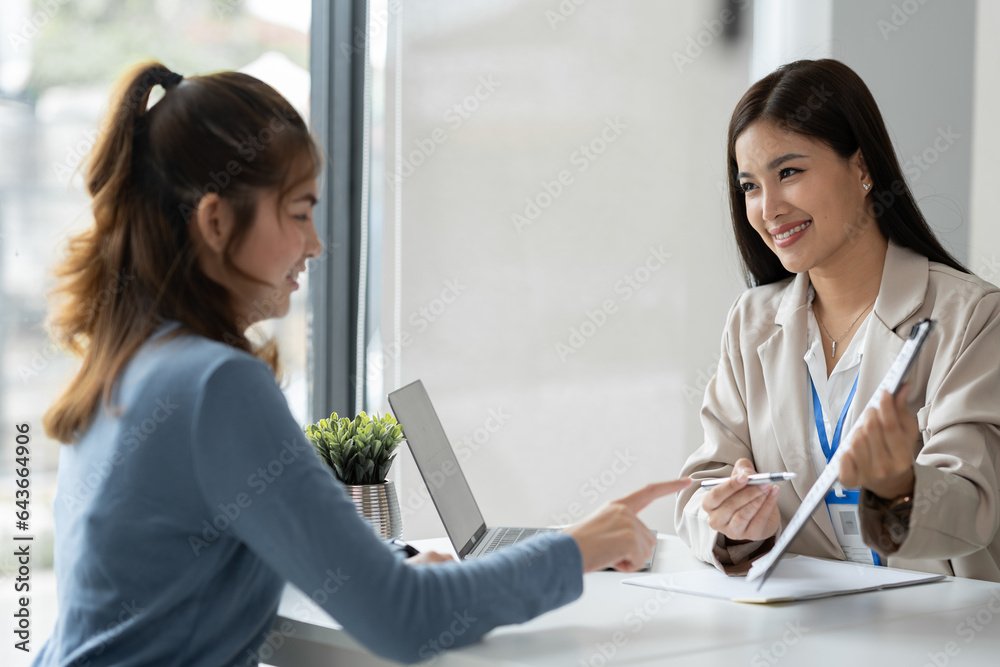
[481,527,548,555]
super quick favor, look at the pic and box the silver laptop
[387,379,656,567]
[387,379,548,558]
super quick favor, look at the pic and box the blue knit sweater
[33,323,583,665]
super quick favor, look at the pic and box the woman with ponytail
[43,64,300,445]
[34,62,690,666]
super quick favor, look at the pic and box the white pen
[700,472,797,488]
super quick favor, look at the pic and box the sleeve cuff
[711,532,777,576]
[861,489,911,557]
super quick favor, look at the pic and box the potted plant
[305,411,404,539]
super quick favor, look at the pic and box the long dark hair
[726,58,966,286]
[45,61,321,443]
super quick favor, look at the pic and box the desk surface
[269,535,1000,666]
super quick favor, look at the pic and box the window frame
[308,0,368,421]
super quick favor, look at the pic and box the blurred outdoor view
[0,0,311,658]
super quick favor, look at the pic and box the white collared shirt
[804,287,872,478]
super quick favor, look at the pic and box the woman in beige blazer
[674,59,1000,582]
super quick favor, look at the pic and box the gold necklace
[814,298,876,359]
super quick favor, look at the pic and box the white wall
[379,0,751,538]
[970,0,1000,282]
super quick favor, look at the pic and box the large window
[0,1,311,659]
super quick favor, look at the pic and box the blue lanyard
[812,373,882,566]
[810,374,859,463]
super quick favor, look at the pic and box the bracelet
[878,494,913,547]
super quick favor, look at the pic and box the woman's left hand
[840,384,920,499]
[405,551,456,566]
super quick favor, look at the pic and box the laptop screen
[387,380,487,556]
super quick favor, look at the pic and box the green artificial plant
[304,412,405,485]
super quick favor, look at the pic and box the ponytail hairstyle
[44,61,321,443]
[726,58,966,287]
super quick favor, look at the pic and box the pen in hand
[700,472,797,488]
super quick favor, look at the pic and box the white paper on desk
[623,555,945,604]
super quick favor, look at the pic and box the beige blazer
[675,241,1000,582]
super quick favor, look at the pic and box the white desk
[268,535,1000,666]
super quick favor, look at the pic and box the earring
[863,183,871,191]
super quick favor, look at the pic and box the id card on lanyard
[811,375,883,566]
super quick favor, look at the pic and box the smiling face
[193,174,321,329]
[734,121,881,277]
[229,177,321,324]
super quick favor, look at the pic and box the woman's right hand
[563,478,692,572]
[701,458,780,542]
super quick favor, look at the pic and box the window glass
[0,0,311,654]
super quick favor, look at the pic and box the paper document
[746,319,936,587]
[623,555,945,604]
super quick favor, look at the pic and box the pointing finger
[618,478,692,514]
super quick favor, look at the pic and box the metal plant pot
[344,479,402,539]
